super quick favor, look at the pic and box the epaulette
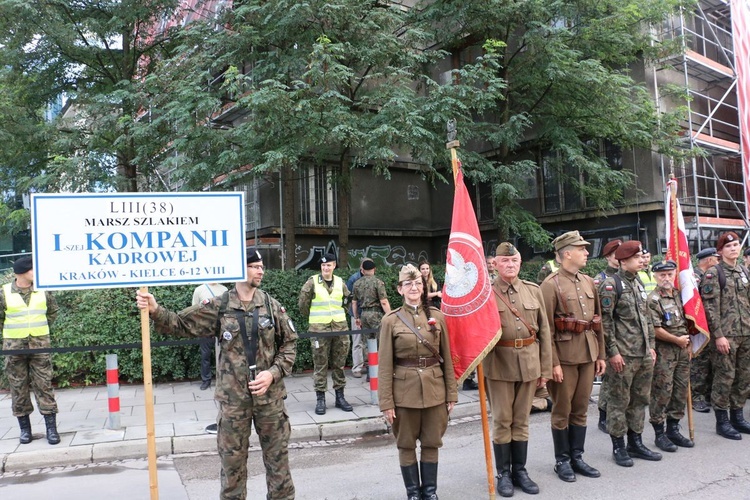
[385,307,400,317]
[521,279,540,288]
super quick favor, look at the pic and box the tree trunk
[337,157,351,268]
[282,166,296,270]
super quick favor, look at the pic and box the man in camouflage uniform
[2,255,61,445]
[346,259,368,378]
[136,248,296,500]
[599,241,661,467]
[298,252,353,415]
[351,259,391,375]
[594,239,622,433]
[536,254,560,284]
[691,247,719,413]
[637,249,657,295]
[646,260,694,452]
[699,232,750,440]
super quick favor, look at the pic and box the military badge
[601,297,612,308]
[202,298,211,306]
[605,285,613,291]
[222,331,233,341]
[703,285,713,293]
[287,319,296,332]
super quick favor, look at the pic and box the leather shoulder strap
[394,310,443,363]
[493,287,537,336]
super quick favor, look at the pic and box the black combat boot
[44,414,60,445]
[626,430,662,461]
[652,421,677,452]
[610,435,633,467]
[729,408,750,434]
[334,389,353,412]
[510,440,539,495]
[569,424,600,478]
[551,427,575,482]
[493,442,514,497]
[315,391,327,415]
[461,378,478,390]
[715,409,742,440]
[666,418,694,447]
[419,462,439,500]
[597,408,607,433]
[400,463,420,500]
[692,399,710,413]
[18,415,32,444]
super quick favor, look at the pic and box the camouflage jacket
[151,287,297,405]
[352,275,387,310]
[647,286,688,338]
[599,270,654,358]
[700,261,750,338]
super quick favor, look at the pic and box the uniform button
[417,326,421,330]
[419,369,423,373]
[517,326,521,330]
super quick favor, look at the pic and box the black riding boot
[730,408,750,434]
[626,429,662,461]
[652,421,677,452]
[44,413,60,445]
[551,427,575,482]
[493,442,514,497]
[334,389,353,411]
[666,418,694,447]
[715,409,741,440]
[400,464,420,500]
[18,415,32,445]
[510,440,539,495]
[610,435,633,467]
[315,391,327,415]
[419,462,438,500]
[569,424,600,478]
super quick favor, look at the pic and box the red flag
[441,153,502,383]
[665,177,710,354]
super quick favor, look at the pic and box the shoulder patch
[702,285,713,293]
[201,298,211,306]
[280,306,286,313]
[601,297,612,308]
[604,285,613,291]
[705,273,713,279]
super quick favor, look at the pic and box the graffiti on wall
[294,240,432,270]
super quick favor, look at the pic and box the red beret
[614,240,642,261]
[717,232,740,251]
[601,239,622,258]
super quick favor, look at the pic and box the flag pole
[446,123,494,500]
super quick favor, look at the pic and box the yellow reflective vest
[2,283,50,338]
[637,270,657,295]
[308,275,346,324]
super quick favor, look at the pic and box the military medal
[223,331,233,341]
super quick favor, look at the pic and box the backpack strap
[215,291,230,336]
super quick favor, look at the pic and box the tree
[0,0,183,194]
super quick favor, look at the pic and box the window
[466,178,495,222]
[299,165,338,227]
[234,179,259,231]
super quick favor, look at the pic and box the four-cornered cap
[696,247,719,260]
[495,242,518,256]
[361,260,376,271]
[13,255,33,274]
[601,239,622,258]
[246,247,262,265]
[552,231,590,252]
[398,264,420,282]
[320,252,337,264]
[614,240,642,261]
[652,260,677,273]
[717,231,739,251]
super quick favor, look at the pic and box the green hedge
[1,258,620,388]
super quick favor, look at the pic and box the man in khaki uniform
[484,242,552,497]
[541,231,606,483]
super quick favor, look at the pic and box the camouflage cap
[495,242,518,256]
[614,240,642,261]
[601,239,622,258]
[717,231,739,251]
[552,230,590,251]
[398,263,421,282]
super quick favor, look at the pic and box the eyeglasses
[248,264,265,271]
[400,280,423,289]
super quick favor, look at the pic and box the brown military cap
[552,231,590,252]
[398,263,420,282]
[601,239,622,258]
[495,242,518,256]
[717,231,739,251]
[614,240,642,261]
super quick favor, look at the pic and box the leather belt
[496,336,536,349]
[395,356,440,368]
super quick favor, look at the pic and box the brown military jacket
[647,286,689,338]
[700,261,750,338]
[378,305,457,411]
[482,277,552,382]
[540,268,605,366]
[151,287,297,406]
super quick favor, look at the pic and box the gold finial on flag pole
[446,119,461,181]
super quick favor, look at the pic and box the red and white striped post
[367,337,378,404]
[106,354,121,430]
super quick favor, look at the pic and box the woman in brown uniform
[379,264,458,500]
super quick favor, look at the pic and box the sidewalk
[0,372,483,473]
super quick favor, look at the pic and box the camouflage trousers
[690,346,713,403]
[312,334,351,392]
[597,374,609,412]
[710,335,750,410]
[2,336,58,417]
[357,310,383,371]
[649,341,689,424]
[218,398,294,500]
[605,355,653,437]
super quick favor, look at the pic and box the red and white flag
[665,177,710,354]
[441,156,502,382]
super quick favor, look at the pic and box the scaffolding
[654,0,746,249]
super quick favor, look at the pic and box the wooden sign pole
[140,285,159,499]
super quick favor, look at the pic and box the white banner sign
[31,192,247,290]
